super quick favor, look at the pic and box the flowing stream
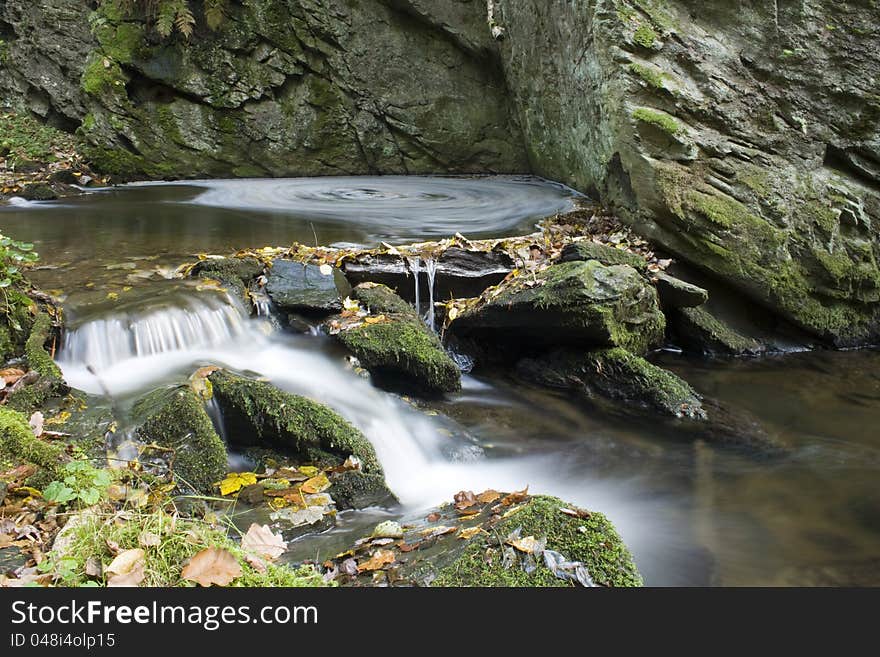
[3,176,880,585]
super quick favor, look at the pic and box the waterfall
[407,256,421,317]
[424,258,437,333]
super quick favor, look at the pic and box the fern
[174,3,196,38]
[204,0,227,31]
[155,0,177,37]
[98,0,227,38]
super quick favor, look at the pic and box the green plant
[43,460,113,507]
[0,233,38,289]
[100,0,228,38]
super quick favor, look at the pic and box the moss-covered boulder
[189,257,264,305]
[0,406,68,480]
[433,495,641,587]
[653,271,708,309]
[333,283,461,396]
[134,386,227,494]
[669,306,764,356]
[560,240,648,272]
[452,260,665,355]
[6,311,69,412]
[208,370,385,479]
[518,347,706,420]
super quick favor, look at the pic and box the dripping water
[424,258,437,333]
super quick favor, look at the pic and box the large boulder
[266,260,344,314]
[334,283,461,396]
[134,386,228,494]
[452,260,665,355]
[517,347,706,420]
[497,0,880,346]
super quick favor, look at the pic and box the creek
[2,176,879,586]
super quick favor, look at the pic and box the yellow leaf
[447,306,459,321]
[342,297,360,312]
[106,292,119,301]
[357,549,396,572]
[216,472,258,496]
[364,314,386,324]
[298,466,319,477]
[301,473,330,494]
[44,410,71,426]
[458,527,484,540]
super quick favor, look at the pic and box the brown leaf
[397,541,419,553]
[105,538,121,556]
[0,368,25,386]
[559,506,592,519]
[300,473,330,495]
[340,558,359,576]
[476,489,501,504]
[105,549,145,587]
[138,531,161,548]
[244,553,267,574]
[454,490,477,510]
[241,523,287,561]
[182,547,242,587]
[426,512,441,522]
[501,486,529,506]
[357,549,396,573]
[85,556,103,578]
[457,526,484,540]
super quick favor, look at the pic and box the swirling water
[4,177,880,585]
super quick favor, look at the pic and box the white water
[424,258,437,333]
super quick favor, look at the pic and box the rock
[653,271,708,308]
[432,495,642,587]
[208,370,385,479]
[266,260,342,314]
[517,348,706,420]
[133,386,227,495]
[13,160,43,174]
[497,0,880,346]
[48,169,79,185]
[0,481,7,506]
[7,312,69,412]
[669,306,765,356]
[0,547,28,575]
[559,241,647,272]
[190,257,264,304]
[452,260,665,355]
[18,183,57,201]
[231,505,336,543]
[328,471,396,511]
[0,407,66,480]
[334,283,461,396]
[342,247,515,301]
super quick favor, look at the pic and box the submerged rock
[134,387,227,494]
[669,305,765,356]
[342,247,514,301]
[333,283,461,396]
[517,347,706,420]
[208,370,386,480]
[266,260,343,314]
[452,260,665,355]
[653,271,708,309]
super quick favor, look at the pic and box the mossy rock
[433,495,642,587]
[517,347,706,420]
[19,183,57,201]
[453,260,665,355]
[669,306,764,356]
[209,370,385,480]
[653,271,708,308]
[328,471,396,510]
[189,257,264,305]
[560,240,648,272]
[334,284,461,396]
[134,386,228,494]
[7,311,69,411]
[0,407,67,481]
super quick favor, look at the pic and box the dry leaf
[241,523,287,561]
[85,557,103,578]
[244,553,267,574]
[106,549,145,587]
[501,486,529,506]
[458,527,484,540]
[340,558,359,576]
[300,473,330,494]
[559,506,592,519]
[28,412,44,437]
[508,535,544,554]
[105,538,121,556]
[476,489,501,504]
[0,368,25,386]
[357,549,396,572]
[182,547,242,587]
[138,531,161,548]
[426,512,441,522]
[364,315,386,324]
[454,490,477,510]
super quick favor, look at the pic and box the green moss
[433,495,642,587]
[628,62,666,89]
[134,387,228,494]
[155,105,184,144]
[0,111,79,166]
[633,107,681,136]
[560,240,648,271]
[0,407,66,478]
[351,283,416,315]
[81,56,126,96]
[633,24,658,49]
[671,306,762,355]
[209,371,384,475]
[53,510,328,587]
[737,165,773,198]
[94,21,147,64]
[25,312,62,379]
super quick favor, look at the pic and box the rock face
[497,0,880,346]
[453,260,665,355]
[0,0,526,178]
[335,283,461,395]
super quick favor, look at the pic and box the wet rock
[342,247,514,301]
[329,471,397,511]
[0,481,7,506]
[517,347,706,420]
[231,504,335,543]
[452,260,665,355]
[6,312,69,413]
[653,271,708,308]
[266,260,343,314]
[48,169,79,185]
[209,370,387,482]
[0,547,28,575]
[559,240,647,272]
[18,183,57,201]
[669,305,765,356]
[133,386,227,495]
[190,257,264,304]
[334,283,461,396]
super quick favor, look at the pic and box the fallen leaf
[372,521,403,539]
[501,486,529,506]
[298,466,319,477]
[105,538,121,556]
[559,506,592,519]
[357,549,396,572]
[182,547,242,587]
[340,558,359,576]
[244,553,267,574]
[241,523,287,561]
[426,512,441,522]
[458,527,484,540]
[476,489,501,504]
[319,264,333,276]
[364,315,386,324]
[397,541,419,553]
[342,297,360,312]
[85,557,103,578]
[508,535,546,555]
[300,473,330,494]
[216,472,258,496]
[419,525,458,538]
[0,368,25,385]
[105,549,145,587]
[454,490,477,510]
[138,531,161,548]
[28,412,44,437]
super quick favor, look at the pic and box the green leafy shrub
[101,0,228,38]
[0,233,38,290]
[43,460,113,507]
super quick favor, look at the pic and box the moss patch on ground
[433,495,642,587]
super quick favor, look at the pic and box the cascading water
[407,256,421,318]
[424,258,437,333]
